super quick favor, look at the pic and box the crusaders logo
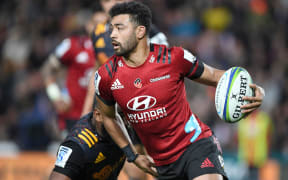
[134,78,142,88]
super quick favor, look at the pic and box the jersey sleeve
[174,47,204,80]
[54,38,74,65]
[94,66,115,106]
[53,141,85,179]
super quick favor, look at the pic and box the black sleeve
[52,141,85,179]
[188,60,204,80]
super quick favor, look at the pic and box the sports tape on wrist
[121,144,138,162]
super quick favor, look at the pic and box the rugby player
[49,99,126,180]
[81,1,168,180]
[41,12,97,133]
[92,2,265,180]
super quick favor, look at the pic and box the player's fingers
[242,96,262,102]
[149,161,156,167]
[141,162,158,177]
[249,83,257,89]
[241,107,257,114]
[250,84,265,98]
[241,101,261,109]
[145,161,158,176]
[146,167,159,177]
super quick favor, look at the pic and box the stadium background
[0,0,287,179]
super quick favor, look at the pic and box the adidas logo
[95,152,106,164]
[111,79,124,90]
[200,157,214,168]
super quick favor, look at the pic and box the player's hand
[53,99,71,113]
[241,84,265,113]
[133,154,159,177]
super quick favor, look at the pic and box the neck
[123,38,150,67]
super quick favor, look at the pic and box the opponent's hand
[241,84,265,113]
[133,154,159,177]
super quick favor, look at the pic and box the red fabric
[96,44,212,166]
[56,36,96,120]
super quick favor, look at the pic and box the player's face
[100,0,128,14]
[85,12,107,35]
[110,14,138,56]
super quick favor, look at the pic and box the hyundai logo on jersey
[127,95,156,111]
[126,96,167,123]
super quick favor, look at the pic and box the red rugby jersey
[95,44,212,166]
[55,36,95,120]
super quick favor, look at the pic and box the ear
[93,109,101,120]
[136,25,146,39]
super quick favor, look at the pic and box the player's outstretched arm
[193,63,225,87]
[49,171,71,180]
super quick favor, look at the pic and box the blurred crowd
[0,0,287,165]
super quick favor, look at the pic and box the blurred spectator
[12,70,54,150]
[41,10,98,139]
[237,110,273,180]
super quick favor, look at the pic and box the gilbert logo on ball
[215,67,254,123]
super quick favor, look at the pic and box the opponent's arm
[49,172,71,180]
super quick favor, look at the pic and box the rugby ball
[215,67,254,123]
